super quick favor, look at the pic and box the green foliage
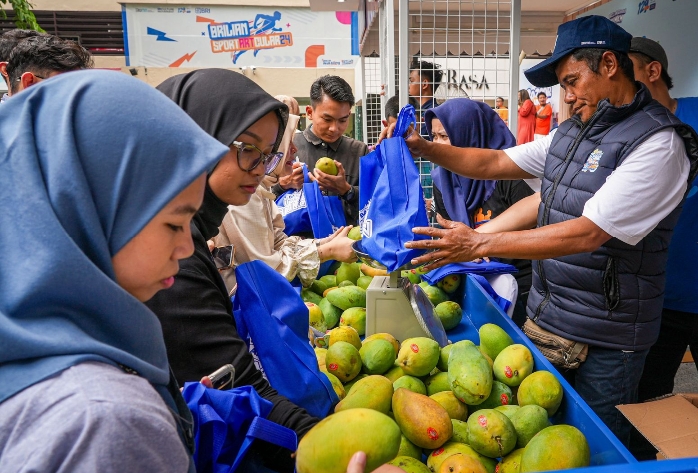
[2,0,44,32]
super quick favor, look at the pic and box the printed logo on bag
[582,149,603,173]
[359,201,372,237]
[277,190,307,216]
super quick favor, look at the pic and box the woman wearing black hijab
[146,69,317,471]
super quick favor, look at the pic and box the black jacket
[146,187,318,471]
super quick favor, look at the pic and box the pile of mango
[303,263,465,340]
[297,323,590,473]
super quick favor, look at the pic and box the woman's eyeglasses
[232,141,284,174]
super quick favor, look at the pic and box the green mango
[347,226,362,241]
[301,288,322,305]
[511,405,550,448]
[343,373,368,395]
[467,408,517,458]
[296,408,401,473]
[437,274,462,294]
[493,344,534,387]
[474,380,513,411]
[395,337,440,377]
[495,404,521,420]
[319,274,337,288]
[516,370,563,417]
[451,419,469,444]
[339,307,366,336]
[478,323,515,361]
[401,269,422,284]
[426,442,495,473]
[520,425,590,472]
[425,371,451,396]
[418,283,449,306]
[325,341,362,383]
[356,275,373,290]
[438,340,475,372]
[338,280,355,287]
[499,448,525,473]
[335,375,393,414]
[448,344,493,405]
[310,279,328,296]
[384,366,407,383]
[336,262,361,285]
[326,286,366,311]
[318,297,342,329]
[434,301,463,330]
[396,434,422,460]
[393,375,427,395]
[320,369,345,400]
[387,456,430,473]
[360,339,396,375]
[430,391,468,421]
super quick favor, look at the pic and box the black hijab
[157,69,288,239]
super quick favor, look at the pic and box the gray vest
[528,84,698,351]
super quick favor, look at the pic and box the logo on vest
[582,149,603,173]
[277,190,307,216]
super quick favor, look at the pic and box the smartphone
[211,244,235,272]
[207,364,235,390]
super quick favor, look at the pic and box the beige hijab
[263,113,300,189]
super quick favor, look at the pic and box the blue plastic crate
[446,275,637,470]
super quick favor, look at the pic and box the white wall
[583,0,698,98]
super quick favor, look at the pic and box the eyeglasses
[211,245,235,272]
[232,141,284,174]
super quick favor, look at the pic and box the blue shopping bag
[232,260,339,419]
[182,383,297,473]
[276,165,347,239]
[359,104,429,271]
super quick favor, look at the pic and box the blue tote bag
[359,105,430,271]
[232,260,339,418]
[182,383,297,473]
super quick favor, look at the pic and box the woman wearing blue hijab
[0,70,228,472]
[426,98,535,324]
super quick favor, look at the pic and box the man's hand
[278,162,305,190]
[376,122,428,159]
[405,214,484,271]
[312,161,352,195]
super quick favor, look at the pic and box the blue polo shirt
[664,97,698,313]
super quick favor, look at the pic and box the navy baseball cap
[524,15,632,87]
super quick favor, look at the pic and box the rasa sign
[122,4,359,68]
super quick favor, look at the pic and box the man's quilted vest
[528,84,698,351]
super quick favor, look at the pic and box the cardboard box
[618,393,698,459]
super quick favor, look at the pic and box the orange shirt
[535,103,552,135]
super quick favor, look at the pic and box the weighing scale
[353,241,448,347]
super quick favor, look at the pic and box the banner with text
[122,4,359,68]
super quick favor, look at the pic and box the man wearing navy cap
[394,16,698,446]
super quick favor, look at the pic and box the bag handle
[302,163,311,184]
[229,411,299,472]
[394,104,417,138]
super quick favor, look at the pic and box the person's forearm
[476,193,540,233]
[416,141,533,180]
[474,216,611,260]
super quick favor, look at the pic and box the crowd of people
[0,13,696,472]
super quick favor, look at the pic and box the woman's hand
[317,226,357,263]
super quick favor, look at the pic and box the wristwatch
[341,187,356,202]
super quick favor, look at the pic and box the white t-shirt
[504,129,689,246]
